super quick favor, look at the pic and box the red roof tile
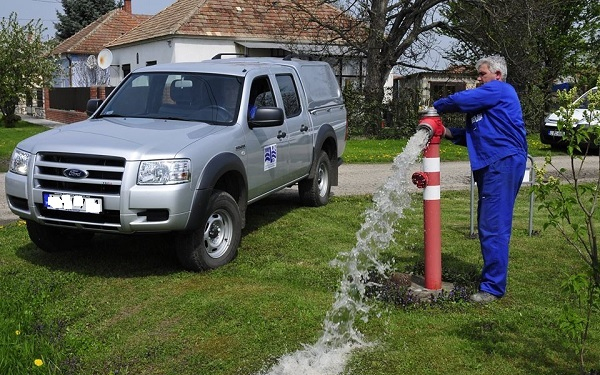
[107,0,355,48]
[52,9,150,55]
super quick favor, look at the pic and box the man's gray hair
[476,55,507,81]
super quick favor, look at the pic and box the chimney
[124,0,132,13]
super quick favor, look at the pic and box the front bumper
[5,170,197,233]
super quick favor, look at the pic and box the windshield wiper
[155,116,195,122]
[96,113,128,118]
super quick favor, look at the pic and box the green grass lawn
[1,189,598,374]
[0,121,48,172]
[343,134,564,163]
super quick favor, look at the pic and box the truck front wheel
[26,220,94,252]
[299,150,332,207]
[176,190,242,271]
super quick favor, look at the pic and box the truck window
[99,72,242,124]
[276,74,301,118]
[249,76,276,109]
[299,65,341,107]
[576,87,598,109]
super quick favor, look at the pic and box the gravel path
[332,155,599,196]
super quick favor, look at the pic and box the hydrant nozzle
[417,107,445,145]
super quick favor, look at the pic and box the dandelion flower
[15,330,21,336]
[34,359,43,367]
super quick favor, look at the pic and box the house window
[430,81,466,102]
[122,64,131,78]
[146,61,157,66]
[270,48,286,58]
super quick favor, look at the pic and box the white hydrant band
[424,185,441,200]
[423,157,440,172]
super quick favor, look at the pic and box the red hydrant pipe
[413,108,445,290]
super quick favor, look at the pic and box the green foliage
[440,0,600,132]
[533,82,600,373]
[0,13,58,128]
[343,83,468,139]
[55,0,121,41]
[560,272,600,374]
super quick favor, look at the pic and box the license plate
[548,130,564,137]
[43,193,102,214]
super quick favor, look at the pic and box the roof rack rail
[283,53,318,61]
[212,53,248,60]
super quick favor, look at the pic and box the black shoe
[470,291,499,303]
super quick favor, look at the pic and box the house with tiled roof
[393,68,478,108]
[51,0,150,87]
[104,0,363,86]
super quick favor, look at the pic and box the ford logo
[63,168,89,179]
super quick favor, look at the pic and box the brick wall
[44,86,110,124]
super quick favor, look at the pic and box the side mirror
[248,107,285,128]
[86,99,103,117]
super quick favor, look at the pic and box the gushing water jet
[259,128,433,375]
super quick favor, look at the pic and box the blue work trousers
[473,153,526,297]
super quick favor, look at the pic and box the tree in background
[55,0,121,41]
[440,0,600,132]
[0,13,58,128]
[286,0,447,136]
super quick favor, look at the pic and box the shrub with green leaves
[533,81,600,374]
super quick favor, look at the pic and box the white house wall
[109,39,175,84]
[172,38,237,62]
[109,38,240,85]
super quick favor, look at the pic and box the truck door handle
[277,130,287,139]
[300,124,309,132]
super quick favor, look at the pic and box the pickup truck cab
[6,56,347,271]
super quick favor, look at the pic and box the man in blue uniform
[433,55,528,303]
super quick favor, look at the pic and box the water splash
[260,130,430,375]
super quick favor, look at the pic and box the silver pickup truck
[5,56,347,271]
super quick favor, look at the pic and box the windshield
[576,87,598,110]
[98,72,243,124]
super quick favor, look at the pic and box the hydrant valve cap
[412,172,428,188]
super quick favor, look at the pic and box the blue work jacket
[433,80,528,170]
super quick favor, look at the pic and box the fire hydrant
[412,108,445,290]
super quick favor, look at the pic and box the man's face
[477,63,501,84]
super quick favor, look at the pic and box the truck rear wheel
[176,190,242,271]
[299,150,332,207]
[26,220,94,252]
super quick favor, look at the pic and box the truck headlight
[137,159,191,185]
[9,149,31,176]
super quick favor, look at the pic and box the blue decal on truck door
[264,144,277,170]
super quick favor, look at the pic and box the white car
[540,86,598,147]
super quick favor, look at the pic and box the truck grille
[35,205,121,225]
[35,152,125,194]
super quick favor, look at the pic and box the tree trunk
[361,0,394,136]
[1,99,20,128]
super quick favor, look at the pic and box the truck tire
[26,220,94,252]
[299,150,332,207]
[176,190,242,271]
